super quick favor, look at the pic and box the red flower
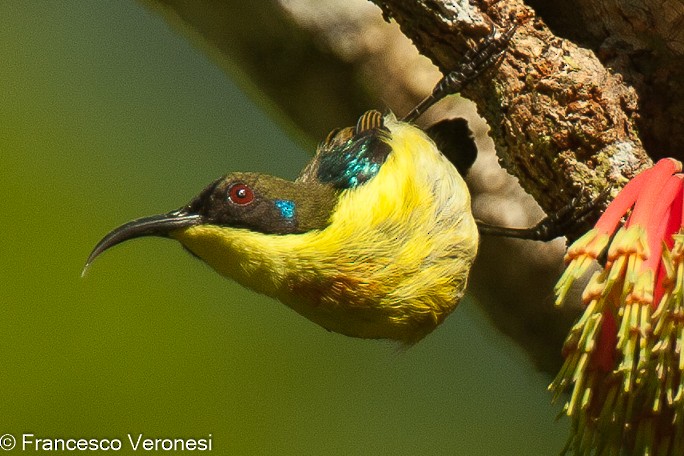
[552,158,684,455]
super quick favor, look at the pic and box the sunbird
[86,25,563,344]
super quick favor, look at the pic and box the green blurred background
[1,2,567,454]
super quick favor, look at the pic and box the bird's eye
[228,183,254,205]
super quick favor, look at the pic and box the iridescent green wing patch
[315,110,392,189]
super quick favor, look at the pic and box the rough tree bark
[527,0,684,159]
[373,0,652,210]
[141,0,681,373]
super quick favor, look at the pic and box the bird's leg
[402,23,517,123]
[477,189,611,242]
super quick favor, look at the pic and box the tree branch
[528,0,684,158]
[372,0,652,218]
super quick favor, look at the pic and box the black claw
[477,187,612,242]
[402,22,518,123]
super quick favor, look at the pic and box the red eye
[228,183,254,205]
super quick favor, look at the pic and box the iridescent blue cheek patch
[275,199,296,220]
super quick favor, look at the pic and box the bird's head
[84,171,339,273]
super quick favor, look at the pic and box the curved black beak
[83,210,202,276]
